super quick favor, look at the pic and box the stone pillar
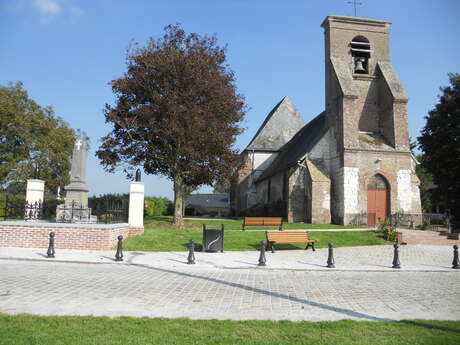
[26,179,45,205]
[129,182,144,227]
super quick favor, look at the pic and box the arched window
[367,174,388,190]
[350,35,371,74]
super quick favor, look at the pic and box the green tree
[418,73,460,221]
[0,82,76,194]
[96,24,247,225]
[213,175,231,194]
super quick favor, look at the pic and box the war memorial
[0,139,145,250]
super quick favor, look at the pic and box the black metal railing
[89,199,129,224]
[390,212,452,232]
[0,195,62,221]
[348,211,452,231]
[24,200,43,220]
[1,193,128,224]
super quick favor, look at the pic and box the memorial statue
[56,139,96,223]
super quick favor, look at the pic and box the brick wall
[0,222,144,250]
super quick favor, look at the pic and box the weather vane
[348,0,362,17]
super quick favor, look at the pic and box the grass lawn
[147,216,367,231]
[1,314,459,345]
[123,217,387,251]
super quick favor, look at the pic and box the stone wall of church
[309,129,331,174]
[287,167,307,222]
[378,76,397,147]
[268,172,285,202]
[252,171,285,210]
[341,150,420,224]
[256,179,269,205]
[327,121,345,224]
[330,159,344,224]
[311,181,331,224]
[232,152,253,213]
[305,174,331,224]
[232,151,279,214]
[343,167,360,216]
[392,102,410,151]
[355,78,380,133]
[397,169,412,212]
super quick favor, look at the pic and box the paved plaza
[0,245,459,321]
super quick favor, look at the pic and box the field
[123,216,387,251]
[1,314,458,345]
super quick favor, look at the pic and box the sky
[1,0,459,199]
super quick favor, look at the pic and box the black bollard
[115,235,123,262]
[46,232,55,258]
[187,239,196,264]
[392,243,401,269]
[452,245,460,269]
[326,242,335,268]
[258,240,266,266]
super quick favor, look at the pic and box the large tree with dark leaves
[96,25,246,224]
[418,73,460,221]
[0,82,76,194]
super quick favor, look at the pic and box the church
[231,15,422,225]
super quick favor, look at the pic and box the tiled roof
[245,96,305,151]
[256,112,327,182]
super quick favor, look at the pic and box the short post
[452,245,460,269]
[187,239,196,264]
[115,235,123,262]
[258,240,266,266]
[392,243,401,269]
[46,232,55,258]
[326,242,335,268]
[128,178,144,228]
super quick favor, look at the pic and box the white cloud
[33,0,61,17]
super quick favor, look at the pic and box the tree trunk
[173,177,184,225]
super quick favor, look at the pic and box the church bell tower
[321,15,420,224]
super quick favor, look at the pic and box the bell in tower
[354,57,367,74]
[350,36,371,74]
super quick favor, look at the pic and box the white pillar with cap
[129,169,144,227]
[26,179,45,205]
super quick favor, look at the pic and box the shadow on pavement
[132,263,394,322]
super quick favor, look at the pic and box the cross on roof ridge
[347,0,362,17]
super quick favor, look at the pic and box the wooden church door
[367,174,389,226]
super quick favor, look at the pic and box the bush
[144,197,173,217]
[0,193,26,219]
[377,219,397,242]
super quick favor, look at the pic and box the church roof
[256,111,327,182]
[245,96,305,152]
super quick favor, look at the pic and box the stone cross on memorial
[64,139,90,208]
[56,139,97,223]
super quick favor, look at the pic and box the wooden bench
[242,217,283,231]
[265,230,316,253]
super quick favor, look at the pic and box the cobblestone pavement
[0,245,457,271]
[0,259,459,321]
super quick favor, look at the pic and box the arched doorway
[367,174,389,226]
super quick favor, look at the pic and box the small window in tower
[350,36,371,74]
